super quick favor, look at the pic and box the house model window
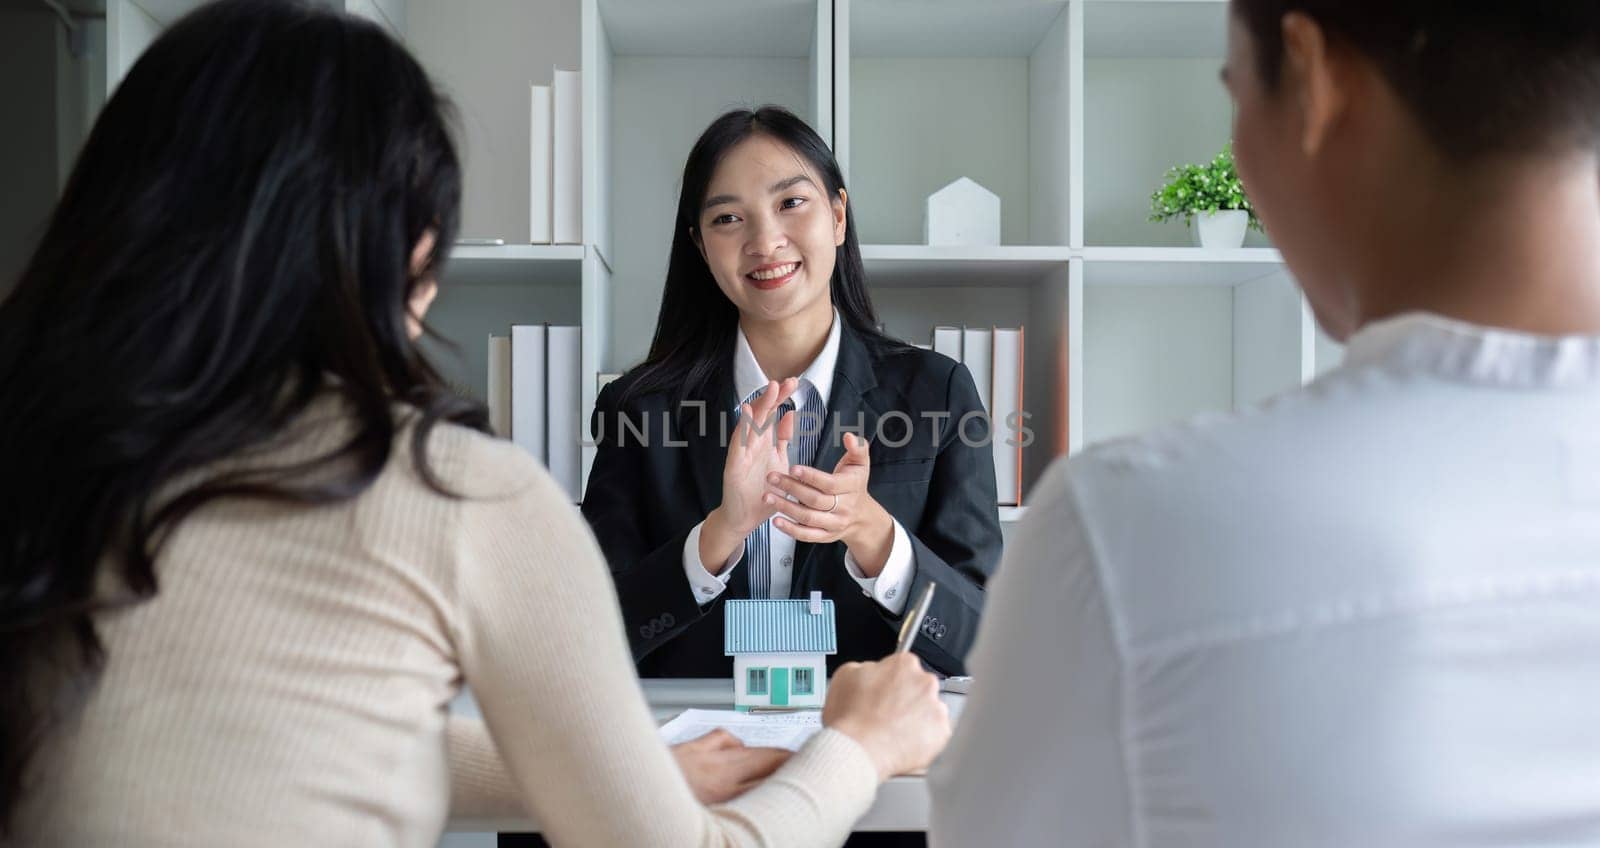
[724,592,837,710]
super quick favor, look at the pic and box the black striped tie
[742,384,821,598]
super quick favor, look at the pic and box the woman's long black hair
[622,106,906,407]
[0,0,481,828]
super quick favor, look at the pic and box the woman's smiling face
[694,133,847,326]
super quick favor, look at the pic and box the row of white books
[528,68,582,244]
[921,326,1025,507]
[487,326,583,503]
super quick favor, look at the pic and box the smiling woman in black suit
[581,106,1002,680]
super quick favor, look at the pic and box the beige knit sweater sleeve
[438,434,880,847]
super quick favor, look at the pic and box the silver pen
[895,582,937,653]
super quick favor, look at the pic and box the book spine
[487,335,512,437]
[990,328,1023,506]
[510,324,548,464]
[552,69,582,244]
[529,84,552,244]
[961,327,993,417]
[931,325,962,361]
[546,325,583,502]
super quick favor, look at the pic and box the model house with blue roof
[724,592,836,710]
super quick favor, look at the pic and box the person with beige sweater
[0,2,949,845]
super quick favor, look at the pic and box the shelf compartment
[839,0,1074,247]
[420,285,582,405]
[1081,0,1273,249]
[408,0,582,246]
[1078,262,1305,446]
[869,261,1071,505]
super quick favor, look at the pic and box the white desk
[446,678,963,834]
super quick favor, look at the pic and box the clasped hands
[705,377,895,577]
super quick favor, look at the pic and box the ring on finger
[823,493,839,513]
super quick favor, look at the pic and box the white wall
[1313,320,1346,376]
[1028,6,1073,246]
[346,0,405,38]
[1232,271,1305,408]
[850,58,1030,245]
[105,0,161,96]
[607,56,809,370]
[869,285,1033,346]
[407,0,582,244]
[1083,284,1234,445]
[55,19,107,192]
[0,6,64,296]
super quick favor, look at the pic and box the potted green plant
[1149,143,1261,248]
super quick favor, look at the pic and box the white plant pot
[1193,209,1249,249]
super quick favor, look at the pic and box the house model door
[770,668,789,707]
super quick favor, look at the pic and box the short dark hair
[1232,0,1600,159]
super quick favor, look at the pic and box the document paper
[658,709,823,752]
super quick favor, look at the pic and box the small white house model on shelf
[924,177,1001,246]
[725,592,837,710]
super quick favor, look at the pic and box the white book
[510,324,547,464]
[931,325,962,361]
[991,327,1024,506]
[487,335,511,437]
[552,68,582,244]
[546,325,582,502]
[961,327,993,417]
[528,84,552,244]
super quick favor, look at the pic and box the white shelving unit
[103,0,1347,514]
[839,0,1075,491]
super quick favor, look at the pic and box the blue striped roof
[724,599,838,655]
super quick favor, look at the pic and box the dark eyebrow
[769,174,817,195]
[702,174,819,212]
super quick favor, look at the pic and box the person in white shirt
[930,1,1600,846]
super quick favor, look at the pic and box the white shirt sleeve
[843,518,915,615]
[927,460,1133,848]
[683,520,742,605]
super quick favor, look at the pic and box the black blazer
[581,324,1001,677]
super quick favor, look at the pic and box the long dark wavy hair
[0,0,482,828]
[621,106,907,408]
